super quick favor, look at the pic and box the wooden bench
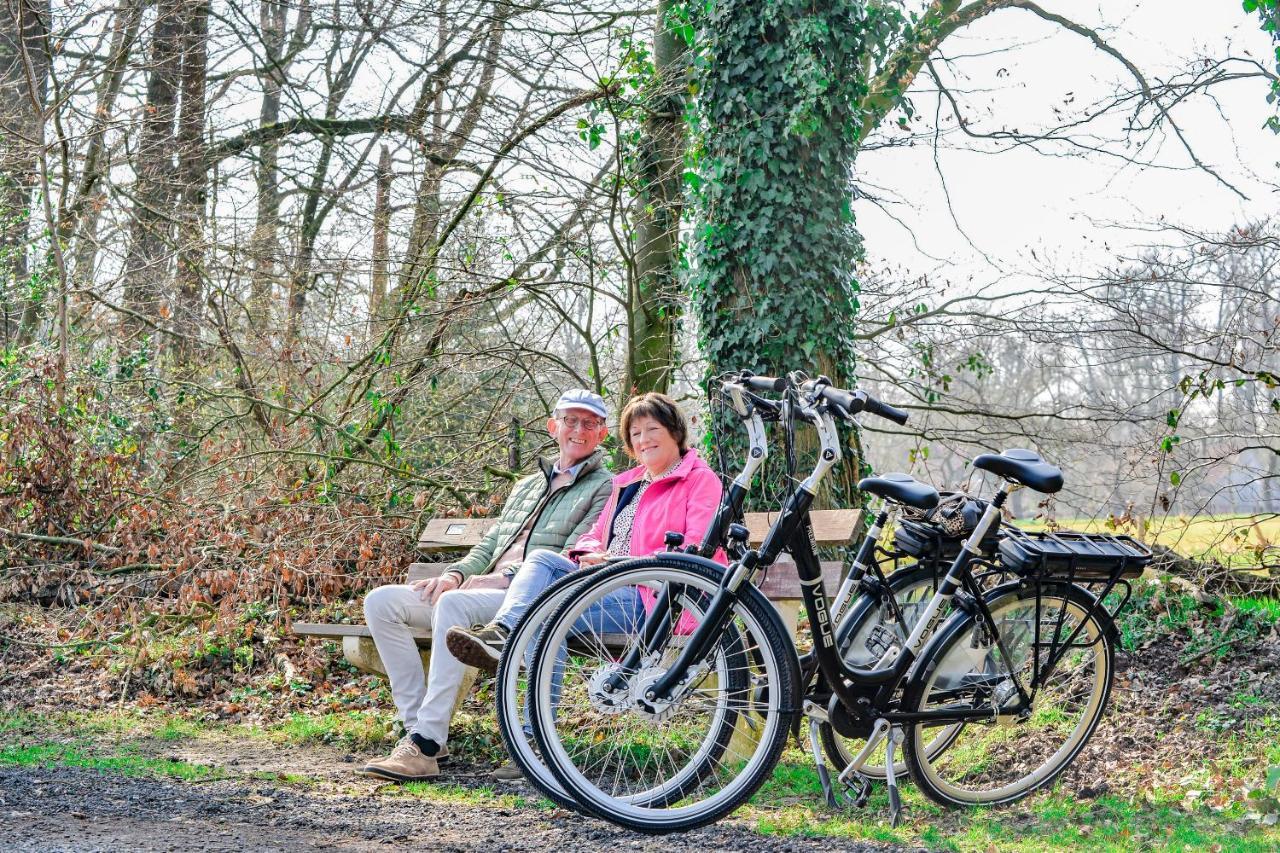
[294,509,858,684]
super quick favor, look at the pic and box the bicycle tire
[495,563,744,812]
[494,570,595,810]
[901,581,1114,807]
[528,556,799,833]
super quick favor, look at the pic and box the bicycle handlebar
[862,394,910,426]
[818,386,910,426]
[741,373,787,393]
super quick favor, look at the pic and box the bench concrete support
[340,636,479,720]
[290,623,479,719]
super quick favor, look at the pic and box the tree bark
[247,0,310,333]
[0,0,50,346]
[247,0,286,332]
[61,0,143,330]
[172,0,209,367]
[625,0,686,397]
[368,143,391,336]
[121,0,183,337]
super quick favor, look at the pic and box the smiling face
[546,406,608,468]
[626,414,682,477]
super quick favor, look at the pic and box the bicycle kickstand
[806,714,838,808]
[884,725,906,828]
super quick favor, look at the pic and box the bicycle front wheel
[528,557,799,834]
[901,582,1114,807]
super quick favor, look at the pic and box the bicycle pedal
[840,774,873,809]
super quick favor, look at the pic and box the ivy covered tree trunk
[693,0,891,507]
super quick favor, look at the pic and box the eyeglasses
[557,415,605,431]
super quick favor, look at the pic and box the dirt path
[0,740,917,853]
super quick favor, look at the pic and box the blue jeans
[494,549,644,734]
[494,549,642,636]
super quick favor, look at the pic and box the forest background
[0,0,1277,704]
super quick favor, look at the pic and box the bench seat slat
[293,622,427,641]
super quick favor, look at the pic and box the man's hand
[411,573,461,605]
[460,573,510,591]
[576,551,610,568]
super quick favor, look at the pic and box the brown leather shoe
[492,761,524,782]
[359,739,440,782]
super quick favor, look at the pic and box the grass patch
[1236,596,1280,622]
[0,708,45,734]
[269,710,392,752]
[394,780,554,811]
[249,768,314,785]
[735,743,1280,851]
[155,716,205,742]
[742,781,1280,851]
[0,741,224,782]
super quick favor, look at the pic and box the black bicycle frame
[645,473,1039,731]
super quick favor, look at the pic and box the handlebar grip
[863,396,909,426]
[820,386,862,413]
[743,374,786,393]
[820,386,909,425]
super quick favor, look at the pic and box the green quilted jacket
[446,450,612,579]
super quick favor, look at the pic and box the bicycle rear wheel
[494,570,593,810]
[901,582,1114,807]
[528,557,799,833]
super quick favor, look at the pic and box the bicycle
[492,376,778,809]
[523,374,1149,832]
[493,373,945,806]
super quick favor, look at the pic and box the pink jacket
[571,448,726,564]
[571,449,725,634]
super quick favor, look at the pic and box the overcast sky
[854,1,1277,291]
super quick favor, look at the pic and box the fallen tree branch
[0,527,121,554]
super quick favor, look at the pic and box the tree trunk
[121,0,182,336]
[247,0,293,333]
[63,0,143,327]
[693,0,867,508]
[625,0,686,397]
[172,0,208,366]
[368,143,391,336]
[0,0,50,346]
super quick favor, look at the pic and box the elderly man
[359,389,612,782]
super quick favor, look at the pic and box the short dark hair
[619,392,689,455]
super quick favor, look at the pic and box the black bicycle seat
[971,449,1064,494]
[857,473,940,511]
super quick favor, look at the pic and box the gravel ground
[0,764,918,852]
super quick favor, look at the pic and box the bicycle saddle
[857,473,940,511]
[971,448,1064,494]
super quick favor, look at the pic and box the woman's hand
[460,573,510,591]
[411,573,460,604]
[577,551,610,568]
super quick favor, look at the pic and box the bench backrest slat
[416,509,860,554]
[418,518,494,551]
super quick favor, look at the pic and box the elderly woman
[446,391,723,671]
